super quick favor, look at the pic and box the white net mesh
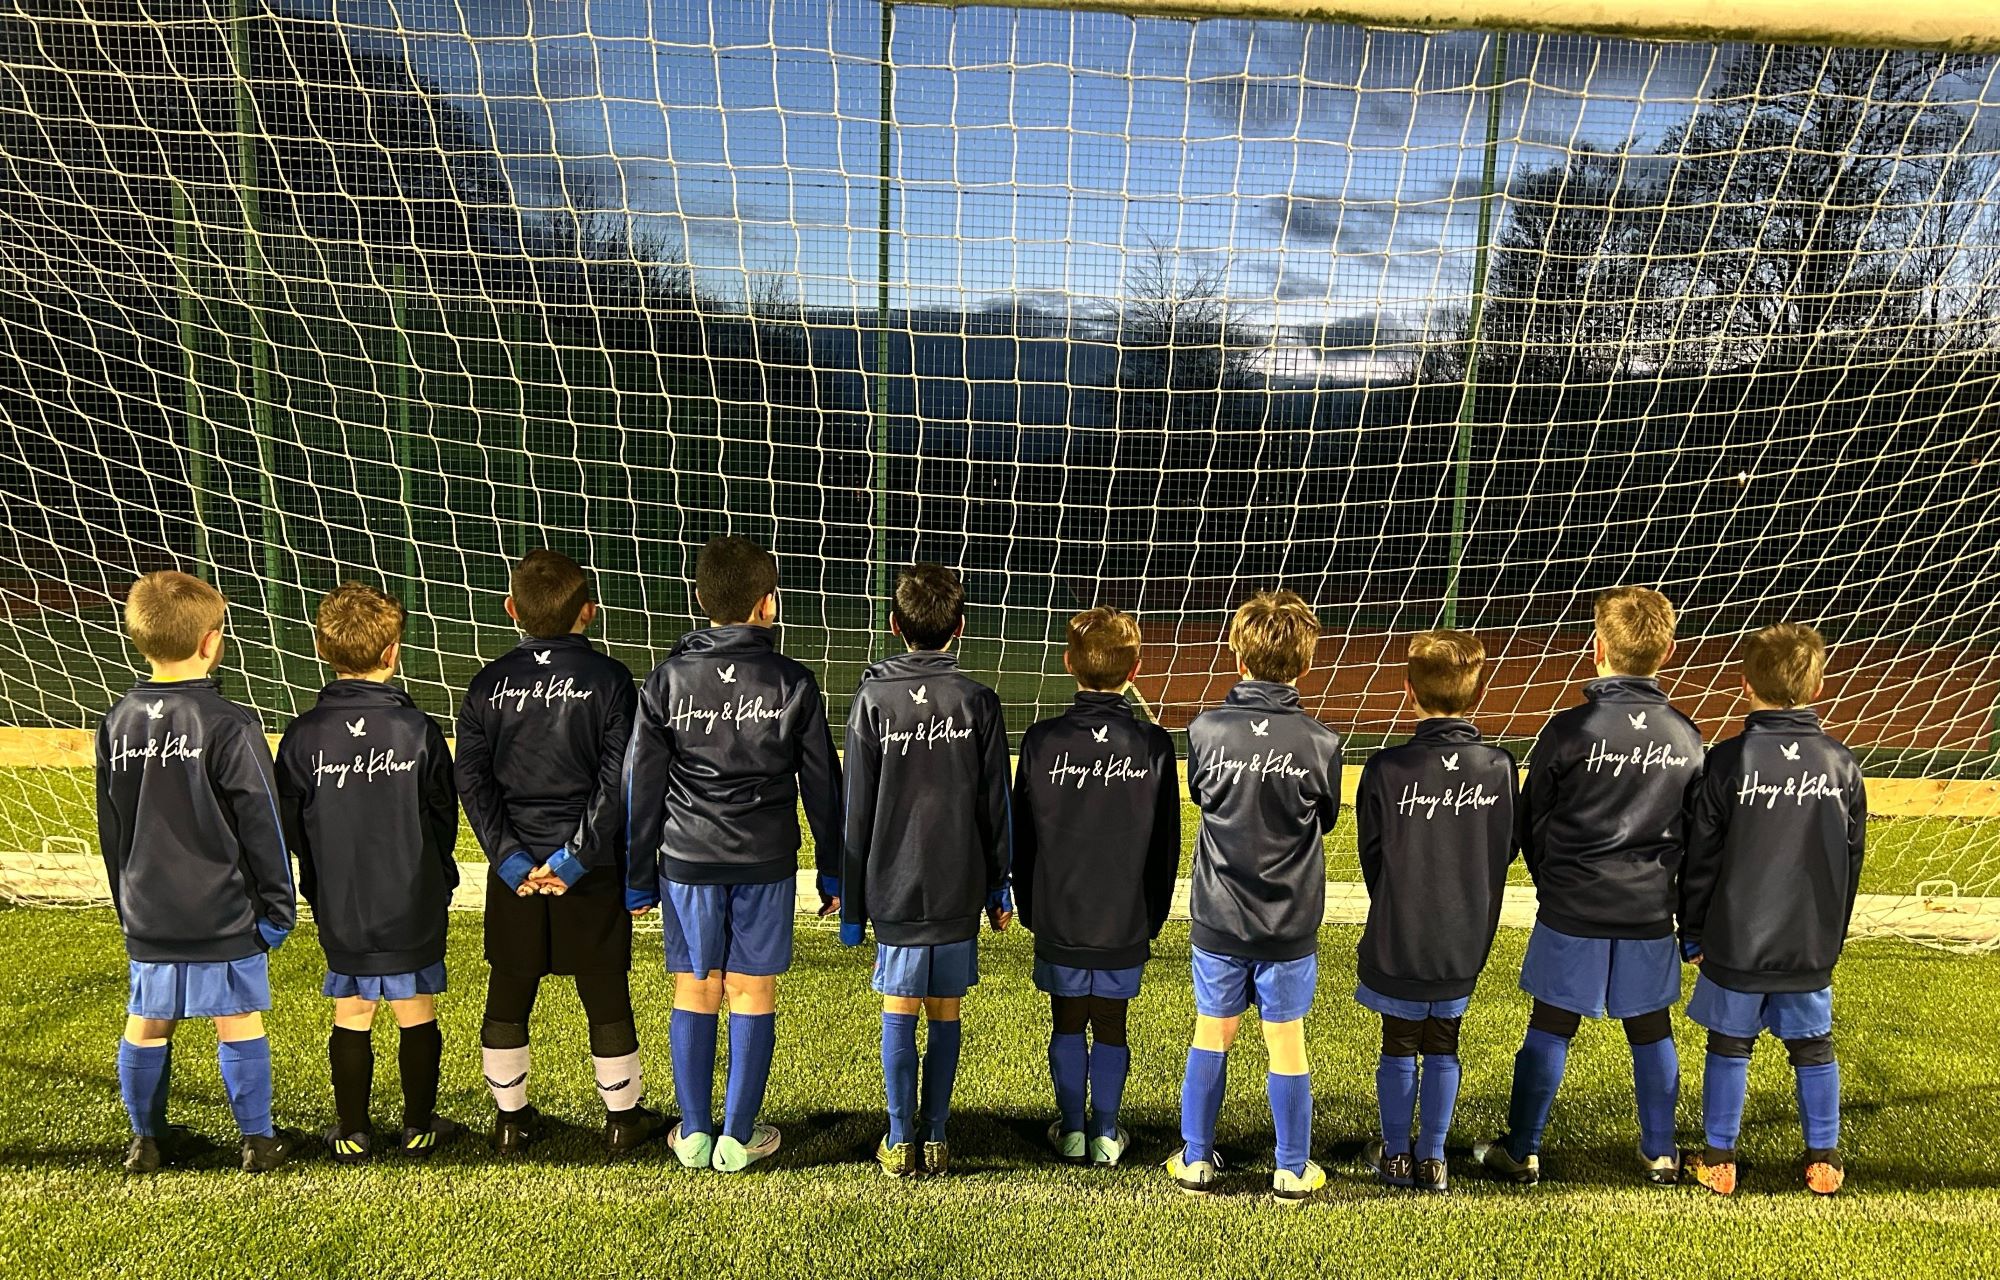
[1,2,1997,944]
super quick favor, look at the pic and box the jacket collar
[865,649,961,681]
[1224,680,1301,712]
[1744,707,1822,734]
[315,679,416,709]
[1411,716,1481,744]
[1069,690,1135,719]
[516,633,596,655]
[1583,675,1664,702]
[668,624,777,661]
[128,677,220,695]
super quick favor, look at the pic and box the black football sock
[328,1026,374,1137]
[398,1020,443,1131]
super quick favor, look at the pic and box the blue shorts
[1354,983,1470,1022]
[1192,947,1317,1024]
[1519,923,1681,1019]
[127,955,271,1020]
[661,879,796,977]
[1032,961,1143,1000]
[873,941,979,999]
[1686,974,1834,1041]
[323,961,448,1002]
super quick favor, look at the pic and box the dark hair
[695,535,778,625]
[893,562,965,651]
[510,549,592,638]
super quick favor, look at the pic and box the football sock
[1417,1053,1461,1163]
[1375,1053,1418,1156]
[1178,1047,1227,1164]
[328,1026,374,1137]
[919,1018,963,1144]
[723,1012,776,1144]
[881,1013,919,1146]
[1088,1043,1130,1141]
[1268,1071,1313,1178]
[1703,1051,1751,1150]
[481,1044,530,1113]
[116,1040,170,1138]
[1629,1036,1680,1161]
[593,1051,643,1114]
[217,1036,274,1139]
[1794,1061,1841,1151]
[1049,1031,1088,1134]
[398,1021,442,1131]
[1504,1028,1570,1161]
[669,1009,718,1137]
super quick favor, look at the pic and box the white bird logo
[533,650,553,666]
[910,686,928,706]
[717,664,737,684]
[1442,753,1460,772]
[1628,712,1648,730]
[1780,742,1801,761]
[346,718,367,738]
[1091,725,1109,744]
[144,700,165,720]
[1250,719,1270,737]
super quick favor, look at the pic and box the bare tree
[1111,240,1258,430]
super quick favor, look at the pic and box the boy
[1013,606,1180,1169]
[97,570,298,1174]
[1475,586,1703,1187]
[1354,630,1515,1194]
[1679,623,1865,1197]
[625,535,843,1173]
[276,583,461,1162]
[456,549,660,1156]
[1170,589,1343,1203]
[841,562,1012,1178]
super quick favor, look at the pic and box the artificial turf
[0,908,1994,1278]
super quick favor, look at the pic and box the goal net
[2,0,1997,945]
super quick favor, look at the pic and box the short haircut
[1595,586,1676,677]
[315,582,406,675]
[893,562,965,651]
[1228,590,1320,684]
[1067,606,1142,691]
[696,535,778,625]
[124,570,226,663]
[1407,629,1485,715]
[510,549,592,639]
[1742,622,1827,708]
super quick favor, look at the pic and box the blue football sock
[1417,1053,1461,1163]
[722,1012,775,1144]
[117,1040,170,1138]
[1375,1053,1417,1156]
[1703,1051,1751,1150]
[1268,1071,1313,1178]
[669,1009,718,1138]
[217,1037,274,1139]
[1504,1028,1570,1161]
[919,1018,962,1143]
[1630,1036,1680,1161]
[1178,1047,1227,1164]
[1049,1031,1088,1134]
[1088,1043,1130,1141]
[881,1013,919,1146]
[1794,1060,1841,1151]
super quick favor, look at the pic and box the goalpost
[1,0,1998,946]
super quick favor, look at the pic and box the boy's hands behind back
[988,906,1012,932]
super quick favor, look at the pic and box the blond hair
[1595,586,1677,677]
[315,582,407,675]
[1228,590,1320,684]
[124,571,226,663]
[1407,629,1485,716]
[1066,606,1142,691]
[1742,623,1826,708]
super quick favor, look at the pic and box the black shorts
[484,875,632,978]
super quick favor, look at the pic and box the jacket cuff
[626,883,660,912]
[839,922,866,947]
[257,920,290,951]
[495,850,537,891]
[544,846,586,888]
[816,873,841,903]
[1680,937,1703,961]
[987,883,1014,914]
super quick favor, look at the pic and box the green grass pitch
[0,909,1995,1277]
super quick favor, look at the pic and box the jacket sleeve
[423,719,461,895]
[1144,732,1182,937]
[1010,734,1038,930]
[1842,767,1868,939]
[1356,757,1385,895]
[839,688,879,936]
[977,690,1013,910]
[95,720,125,916]
[1315,733,1345,833]
[788,671,844,892]
[1677,758,1731,951]
[273,731,316,910]
[622,674,673,911]
[215,716,296,943]
[1518,727,1560,883]
[453,690,535,888]
[545,674,637,888]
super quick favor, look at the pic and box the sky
[308,0,2000,374]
